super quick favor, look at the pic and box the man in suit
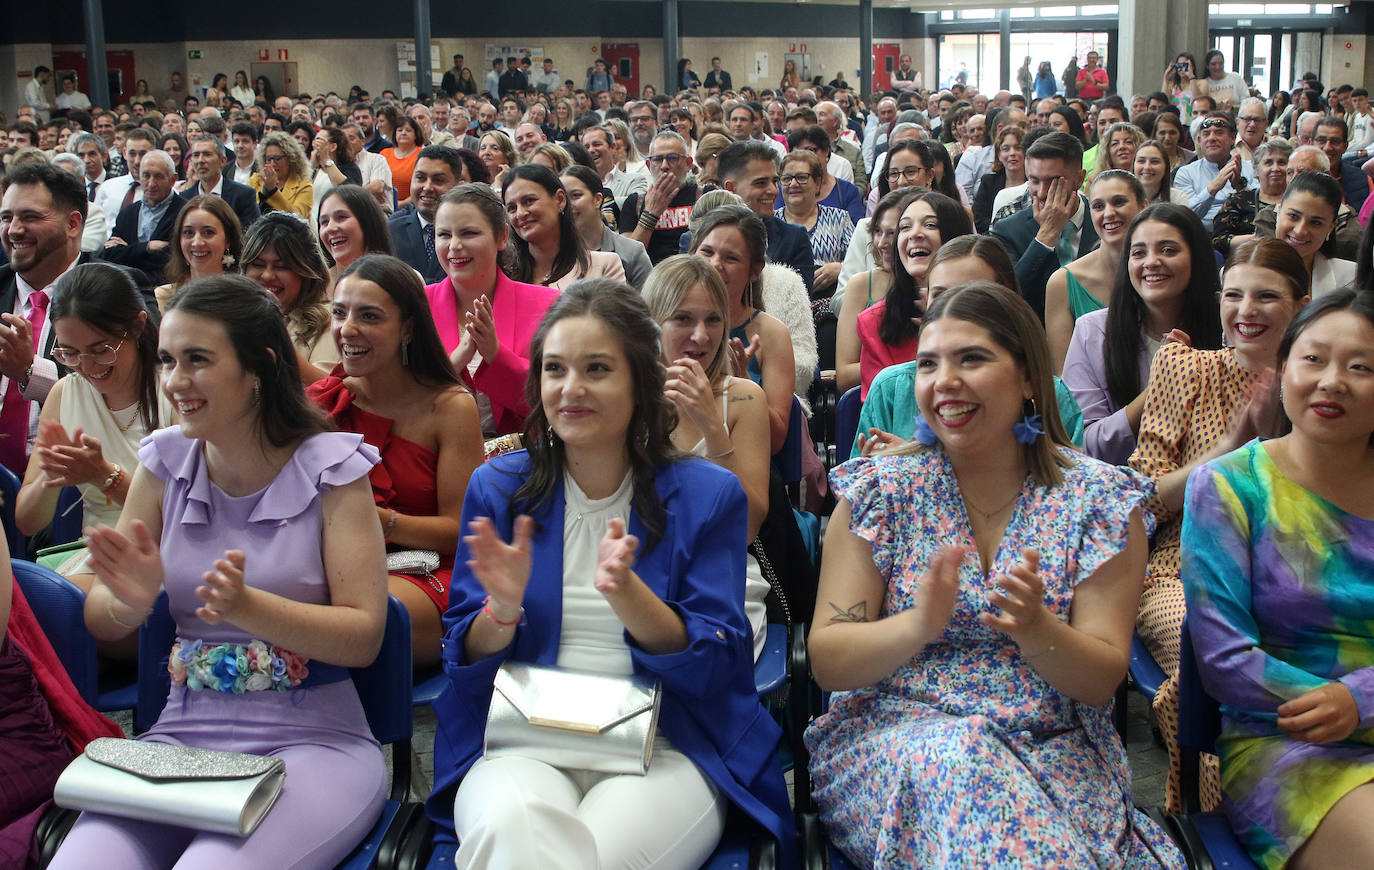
[703,57,732,93]
[0,163,154,475]
[990,132,1097,322]
[387,146,464,284]
[441,54,465,98]
[100,150,185,284]
[719,141,816,293]
[185,137,261,231]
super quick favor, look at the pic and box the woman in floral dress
[805,280,1184,868]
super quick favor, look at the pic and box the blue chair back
[835,386,862,464]
[11,559,99,703]
[49,487,85,547]
[1176,620,1224,758]
[0,465,27,559]
[771,396,806,486]
[1129,632,1167,703]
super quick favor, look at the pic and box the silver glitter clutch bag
[386,549,441,576]
[484,662,662,775]
[53,738,286,836]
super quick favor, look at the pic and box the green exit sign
[187,50,203,60]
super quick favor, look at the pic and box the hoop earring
[1013,397,1044,445]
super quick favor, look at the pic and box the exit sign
[187,50,203,60]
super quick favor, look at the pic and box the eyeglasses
[647,154,687,165]
[629,115,655,124]
[886,166,926,182]
[1314,135,1346,146]
[54,333,127,367]
[1238,115,1266,124]
[779,173,814,186]
[1198,119,1235,133]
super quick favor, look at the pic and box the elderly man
[100,149,186,283]
[617,131,697,263]
[94,128,155,237]
[862,97,898,173]
[1172,112,1256,231]
[342,123,394,213]
[1234,97,1270,161]
[817,101,868,195]
[1293,110,1322,148]
[409,103,454,147]
[447,107,481,151]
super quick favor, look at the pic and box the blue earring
[912,412,939,446]
[1012,398,1044,445]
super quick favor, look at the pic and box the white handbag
[53,738,286,837]
[484,662,662,775]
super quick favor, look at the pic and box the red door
[600,43,640,97]
[52,49,136,106]
[872,43,901,91]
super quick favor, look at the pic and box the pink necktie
[0,290,49,475]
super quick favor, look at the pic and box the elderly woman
[1211,139,1293,256]
[776,149,854,299]
[785,126,865,224]
[249,131,314,220]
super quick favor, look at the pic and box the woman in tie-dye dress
[806,281,1183,869]
[1182,287,1374,870]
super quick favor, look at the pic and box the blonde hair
[642,255,732,386]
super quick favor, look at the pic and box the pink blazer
[425,271,561,435]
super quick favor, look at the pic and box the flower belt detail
[169,638,339,693]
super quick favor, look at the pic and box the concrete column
[414,0,432,96]
[1118,0,1208,100]
[82,0,110,109]
[663,0,679,95]
[860,0,873,101]
[999,9,1012,92]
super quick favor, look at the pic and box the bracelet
[106,596,152,630]
[99,463,124,493]
[383,509,399,539]
[637,210,661,231]
[482,595,523,628]
[705,446,735,461]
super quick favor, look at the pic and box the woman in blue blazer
[426,279,795,869]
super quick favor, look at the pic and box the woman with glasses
[249,131,314,220]
[1212,139,1292,257]
[786,126,865,224]
[15,264,174,591]
[777,150,853,299]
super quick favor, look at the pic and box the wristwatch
[323,160,336,168]
[17,363,32,393]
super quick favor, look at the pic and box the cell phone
[1174,62,1188,74]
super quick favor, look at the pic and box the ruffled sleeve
[830,455,912,579]
[248,432,379,524]
[137,425,199,485]
[1070,457,1156,585]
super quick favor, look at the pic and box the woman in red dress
[309,255,484,665]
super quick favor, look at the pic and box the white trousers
[452,739,726,870]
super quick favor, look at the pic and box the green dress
[1066,269,1106,320]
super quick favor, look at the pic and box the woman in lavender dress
[49,275,390,869]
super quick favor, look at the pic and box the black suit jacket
[0,252,158,405]
[100,193,188,284]
[763,215,816,295]
[703,70,732,91]
[387,205,445,284]
[193,177,262,232]
[989,195,1099,322]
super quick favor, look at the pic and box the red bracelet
[482,595,522,627]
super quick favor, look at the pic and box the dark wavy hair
[242,211,331,352]
[455,147,492,185]
[501,163,589,286]
[50,263,162,431]
[316,184,392,267]
[164,275,329,446]
[516,279,679,553]
[1104,203,1223,406]
[337,255,461,390]
[883,190,972,346]
[876,139,928,200]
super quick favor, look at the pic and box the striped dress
[1182,440,1374,870]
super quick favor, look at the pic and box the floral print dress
[805,450,1184,869]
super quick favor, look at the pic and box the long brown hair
[516,280,679,552]
[163,195,243,287]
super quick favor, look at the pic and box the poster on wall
[752,52,769,84]
[485,45,545,63]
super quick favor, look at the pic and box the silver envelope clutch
[53,738,286,837]
[484,662,662,775]
[386,549,441,575]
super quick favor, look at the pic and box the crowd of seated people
[0,49,1373,870]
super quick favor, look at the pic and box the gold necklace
[963,485,1022,523]
[109,402,140,433]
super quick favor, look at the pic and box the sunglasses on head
[1199,119,1235,133]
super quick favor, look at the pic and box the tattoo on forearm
[828,601,869,623]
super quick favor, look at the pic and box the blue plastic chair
[771,395,806,501]
[1173,620,1260,870]
[1130,632,1168,704]
[11,558,139,713]
[49,486,85,546]
[834,386,862,464]
[0,464,27,560]
[130,593,422,869]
